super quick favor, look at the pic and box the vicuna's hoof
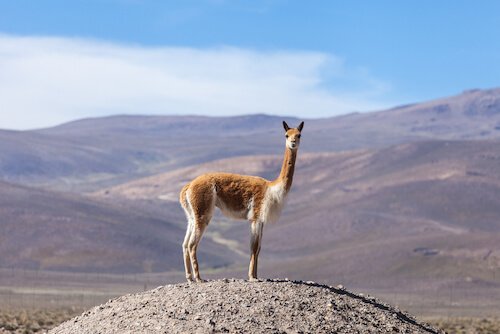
[248,277,261,282]
[195,278,207,283]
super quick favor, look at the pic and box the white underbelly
[215,196,253,221]
[218,206,249,220]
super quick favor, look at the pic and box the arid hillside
[2,131,500,294]
[314,88,500,142]
[1,88,500,191]
[0,180,234,273]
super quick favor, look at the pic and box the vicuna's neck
[273,147,297,193]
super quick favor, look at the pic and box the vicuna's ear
[297,121,304,132]
[283,121,290,131]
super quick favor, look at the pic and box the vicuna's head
[282,121,304,150]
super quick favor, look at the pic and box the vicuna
[180,121,304,282]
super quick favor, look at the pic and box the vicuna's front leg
[248,221,263,281]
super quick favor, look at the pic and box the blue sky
[0,1,499,129]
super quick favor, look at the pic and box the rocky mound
[50,279,442,334]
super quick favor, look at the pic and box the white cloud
[0,34,395,130]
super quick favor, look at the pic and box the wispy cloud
[0,34,395,130]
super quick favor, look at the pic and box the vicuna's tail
[179,183,190,210]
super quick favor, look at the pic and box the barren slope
[0,181,235,273]
[1,88,500,191]
[313,87,500,143]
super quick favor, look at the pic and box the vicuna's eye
[285,134,289,138]
[297,134,301,138]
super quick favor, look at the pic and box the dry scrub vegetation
[428,317,500,334]
[0,309,81,334]
[0,309,499,333]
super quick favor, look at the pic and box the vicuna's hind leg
[180,185,195,282]
[185,184,215,283]
[182,222,193,282]
[188,221,208,282]
[248,221,263,281]
[182,216,209,283]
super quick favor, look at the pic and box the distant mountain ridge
[1,87,500,191]
[36,114,295,136]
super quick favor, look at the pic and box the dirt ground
[49,279,443,334]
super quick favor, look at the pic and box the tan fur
[179,121,304,282]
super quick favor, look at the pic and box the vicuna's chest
[259,183,287,223]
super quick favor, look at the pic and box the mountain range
[2,88,500,191]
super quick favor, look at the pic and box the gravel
[50,279,443,334]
